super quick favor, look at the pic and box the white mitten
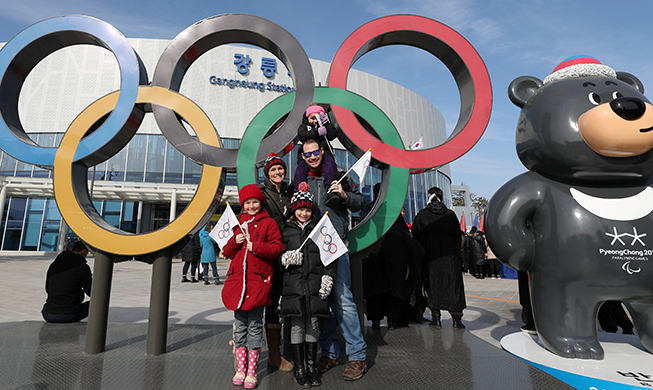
[281,249,303,268]
[319,275,334,299]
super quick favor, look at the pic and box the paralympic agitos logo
[0,14,491,258]
[600,226,649,274]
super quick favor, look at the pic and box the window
[21,198,45,251]
[145,135,166,182]
[126,134,147,182]
[2,198,26,250]
[40,199,61,251]
[164,140,183,183]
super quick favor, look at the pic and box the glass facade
[0,133,451,251]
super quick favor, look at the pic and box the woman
[200,222,222,285]
[258,152,294,372]
[467,226,487,279]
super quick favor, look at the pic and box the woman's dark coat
[260,178,293,296]
[181,233,201,263]
[280,217,337,318]
[412,202,466,313]
[468,232,487,266]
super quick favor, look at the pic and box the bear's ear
[616,71,645,94]
[508,76,543,108]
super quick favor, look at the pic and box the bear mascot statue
[486,56,653,360]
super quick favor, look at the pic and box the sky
[1,0,653,200]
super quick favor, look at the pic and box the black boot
[305,342,321,386]
[292,343,311,388]
[452,316,465,330]
[181,276,190,283]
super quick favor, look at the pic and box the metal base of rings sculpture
[0,14,491,355]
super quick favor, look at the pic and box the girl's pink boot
[244,348,261,388]
[233,347,248,386]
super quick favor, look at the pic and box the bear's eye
[588,92,601,105]
[612,91,623,100]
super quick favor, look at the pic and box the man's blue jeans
[318,252,367,361]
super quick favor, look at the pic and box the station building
[0,39,452,253]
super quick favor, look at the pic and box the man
[299,139,368,381]
[41,241,92,323]
[412,187,466,329]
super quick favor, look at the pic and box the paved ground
[1,253,576,389]
[0,253,524,348]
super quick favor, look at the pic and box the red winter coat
[221,208,285,311]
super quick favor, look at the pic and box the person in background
[181,233,201,283]
[598,301,634,335]
[467,226,487,279]
[41,241,92,323]
[518,271,537,334]
[485,237,501,279]
[412,187,466,330]
[200,222,222,285]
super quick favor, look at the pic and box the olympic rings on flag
[319,226,338,254]
[151,14,314,168]
[217,222,232,239]
[0,15,148,168]
[53,86,224,255]
[237,87,410,252]
[328,14,492,171]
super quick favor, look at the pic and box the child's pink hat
[305,105,325,117]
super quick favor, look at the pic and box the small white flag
[349,149,372,189]
[410,137,423,150]
[308,213,348,266]
[210,203,239,249]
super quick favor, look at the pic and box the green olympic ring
[237,86,410,252]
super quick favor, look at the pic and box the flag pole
[227,201,249,243]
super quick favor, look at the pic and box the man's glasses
[303,150,321,158]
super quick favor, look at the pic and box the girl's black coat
[280,218,337,318]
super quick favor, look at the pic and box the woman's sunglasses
[303,150,321,158]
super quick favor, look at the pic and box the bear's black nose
[609,97,646,120]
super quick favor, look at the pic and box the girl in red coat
[222,184,285,388]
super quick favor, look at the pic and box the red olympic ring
[218,230,227,239]
[328,14,492,170]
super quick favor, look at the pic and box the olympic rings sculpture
[0,13,491,257]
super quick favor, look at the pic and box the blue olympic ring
[0,16,147,167]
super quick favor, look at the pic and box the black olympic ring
[151,14,315,168]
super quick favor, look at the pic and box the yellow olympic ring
[54,86,223,255]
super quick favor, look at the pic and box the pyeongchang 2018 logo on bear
[600,227,649,274]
